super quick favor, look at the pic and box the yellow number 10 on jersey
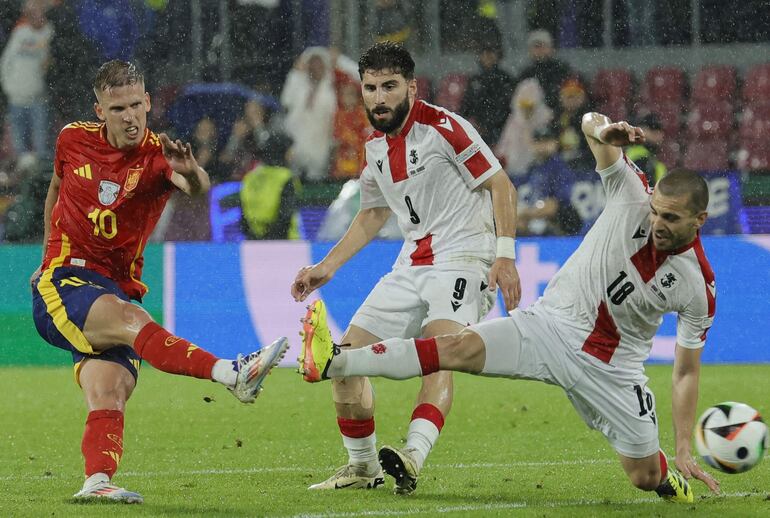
[87,208,118,239]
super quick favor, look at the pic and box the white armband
[592,123,610,143]
[496,236,516,260]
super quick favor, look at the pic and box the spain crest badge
[124,167,143,192]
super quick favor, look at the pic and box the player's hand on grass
[159,133,200,176]
[599,122,646,147]
[488,258,521,311]
[676,451,721,494]
[292,263,334,302]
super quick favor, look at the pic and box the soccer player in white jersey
[299,111,723,503]
[291,41,521,493]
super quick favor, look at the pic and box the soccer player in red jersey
[30,60,288,503]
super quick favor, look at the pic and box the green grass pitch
[2,364,769,517]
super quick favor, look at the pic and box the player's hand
[291,263,335,302]
[159,133,200,176]
[599,122,646,147]
[675,451,721,494]
[29,266,42,289]
[488,258,521,311]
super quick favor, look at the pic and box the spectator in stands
[220,98,272,179]
[556,76,593,169]
[240,132,300,240]
[496,78,553,177]
[280,47,337,182]
[191,116,226,183]
[460,41,516,147]
[516,124,580,236]
[373,0,412,44]
[0,0,53,163]
[47,1,99,123]
[517,30,573,112]
[332,76,370,180]
[627,113,667,185]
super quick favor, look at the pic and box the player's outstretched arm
[671,344,721,494]
[291,206,392,302]
[160,133,211,196]
[481,170,521,311]
[581,112,646,170]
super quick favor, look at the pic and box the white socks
[406,418,440,471]
[211,359,237,387]
[343,433,379,471]
[328,338,422,379]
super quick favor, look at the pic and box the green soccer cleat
[298,300,335,382]
[655,469,694,503]
[378,445,420,495]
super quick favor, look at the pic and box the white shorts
[350,266,495,340]
[470,307,660,458]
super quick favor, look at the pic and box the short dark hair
[656,168,709,213]
[93,60,144,95]
[358,41,415,80]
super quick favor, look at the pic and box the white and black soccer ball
[695,402,768,474]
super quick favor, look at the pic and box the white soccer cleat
[308,464,385,490]
[72,473,143,503]
[379,446,420,495]
[230,337,289,403]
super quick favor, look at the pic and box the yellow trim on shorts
[37,234,96,354]
[73,360,85,387]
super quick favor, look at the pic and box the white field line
[283,492,760,518]
[0,459,616,482]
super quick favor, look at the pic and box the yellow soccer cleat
[298,300,335,382]
[655,469,694,503]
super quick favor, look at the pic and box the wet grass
[1,364,769,517]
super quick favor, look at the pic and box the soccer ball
[695,402,768,474]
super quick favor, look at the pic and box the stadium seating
[684,138,729,171]
[692,65,737,104]
[642,66,686,106]
[591,68,634,105]
[687,102,734,139]
[742,63,770,106]
[415,76,433,103]
[597,98,629,123]
[738,104,770,171]
[434,73,468,113]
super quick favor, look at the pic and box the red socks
[133,322,218,379]
[82,410,124,478]
[337,417,375,438]
[659,450,669,483]
[411,403,445,432]
[414,338,440,375]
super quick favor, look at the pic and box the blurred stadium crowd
[0,0,769,242]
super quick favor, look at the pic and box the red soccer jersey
[43,122,176,300]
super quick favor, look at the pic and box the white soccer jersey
[359,100,501,269]
[536,154,716,369]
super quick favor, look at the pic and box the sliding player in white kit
[299,111,722,502]
[291,41,520,494]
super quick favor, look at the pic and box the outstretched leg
[84,294,287,403]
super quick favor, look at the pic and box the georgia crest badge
[124,167,143,192]
[98,180,121,206]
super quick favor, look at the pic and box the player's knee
[628,467,662,491]
[82,370,135,411]
[438,331,484,372]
